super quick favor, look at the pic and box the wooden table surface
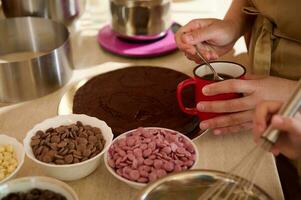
[0,0,284,199]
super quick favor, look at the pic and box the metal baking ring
[0,17,73,103]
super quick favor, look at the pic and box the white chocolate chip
[0,144,18,181]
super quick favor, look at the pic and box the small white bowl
[0,134,25,184]
[104,127,200,189]
[23,114,114,181]
[0,176,78,200]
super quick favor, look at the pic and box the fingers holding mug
[199,110,254,132]
[176,61,247,127]
[196,95,258,113]
[212,122,253,135]
[177,61,246,135]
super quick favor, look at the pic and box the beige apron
[243,0,301,80]
[243,0,301,183]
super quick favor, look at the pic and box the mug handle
[177,78,198,115]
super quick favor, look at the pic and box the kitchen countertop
[0,0,284,199]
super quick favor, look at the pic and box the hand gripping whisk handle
[262,79,301,144]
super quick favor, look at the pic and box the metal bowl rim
[137,169,274,200]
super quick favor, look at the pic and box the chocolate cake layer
[73,66,199,137]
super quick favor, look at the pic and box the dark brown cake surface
[73,66,199,138]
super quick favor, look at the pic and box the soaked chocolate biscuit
[73,66,199,138]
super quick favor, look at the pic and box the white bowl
[23,114,114,181]
[104,127,199,189]
[0,176,78,200]
[0,134,25,184]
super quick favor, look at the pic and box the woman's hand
[253,101,301,159]
[196,76,297,135]
[175,18,241,63]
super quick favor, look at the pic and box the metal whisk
[199,79,301,200]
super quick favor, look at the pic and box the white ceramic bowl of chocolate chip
[23,114,114,181]
[0,176,79,200]
[104,127,199,189]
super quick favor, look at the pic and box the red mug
[177,61,246,121]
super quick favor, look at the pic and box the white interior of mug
[194,62,245,79]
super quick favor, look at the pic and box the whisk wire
[198,139,272,200]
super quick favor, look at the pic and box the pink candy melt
[107,127,196,184]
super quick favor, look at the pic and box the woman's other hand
[175,0,253,63]
[197,76,297,135]
[253,100,301,159]
[175,18,240,63]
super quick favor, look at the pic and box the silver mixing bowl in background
[1,0,86,26]
[0,17,73,103]
[136,170,273,200]
[110,0,171,41]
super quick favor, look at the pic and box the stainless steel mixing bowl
[136,170,273,200]
[110,0,171,41]
[0,17,73,103]
[1,0,86,26]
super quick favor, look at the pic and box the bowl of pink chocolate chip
[104,127,199,188]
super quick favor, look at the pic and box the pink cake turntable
[97,23,181,58]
